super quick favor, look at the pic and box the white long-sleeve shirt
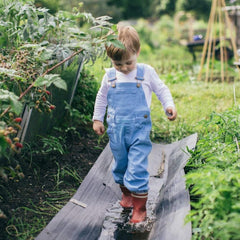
[93,63,175,122]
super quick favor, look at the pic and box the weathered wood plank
[148,133,197,240]
[36,144,119,240]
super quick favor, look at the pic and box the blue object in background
[193,35,203,41]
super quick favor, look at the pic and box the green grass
[5,189,76,240]
[151,80,240,142]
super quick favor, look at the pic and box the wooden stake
[211,7,218,82]
[206,0,218,82]
[198,0,240,82]
[198,0,217,81]
[218,0,225,82]
[221,0,240,79]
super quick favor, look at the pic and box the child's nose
[121,65,127,71]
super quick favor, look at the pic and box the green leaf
[0,67,22,79]
[106,34,117,41]
[0,89,22,115]
[34,74,67,90]
[34,76,49,87]
[39,49,54,61]
[10,95,22,115]
[52,77,67,90]
[19,43,39,49]
[109,39,125,49]
[111,24,117,32]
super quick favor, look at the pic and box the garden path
[36,133,197,240]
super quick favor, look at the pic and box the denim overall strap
[135,63,145,81]
[135,64,145,87]
[106,64,152,194]
[107,68,117,81]
[107,68,117,87]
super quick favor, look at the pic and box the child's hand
[166,107,177,121]
[93,120,105,135]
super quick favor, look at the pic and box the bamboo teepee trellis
[197,0,240,82]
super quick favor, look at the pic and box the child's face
[111,53,138,75]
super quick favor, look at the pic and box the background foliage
[34,0,240,22]
[34,0,214,22]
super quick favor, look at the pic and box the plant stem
[0,106,11,118]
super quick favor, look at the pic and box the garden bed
[0,126,108,240]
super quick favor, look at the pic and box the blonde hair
[106,24,140,61]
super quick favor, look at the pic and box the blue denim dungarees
[106,64,152,193]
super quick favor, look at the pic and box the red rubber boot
[119,185,133,208]
[130,193,148,223]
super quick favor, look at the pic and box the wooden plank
[149,170,192,240]
[148,134,197,240]
[98,133,197,240]
[36,133,197,240]
[36,144,119,240]
[98,145,167,240]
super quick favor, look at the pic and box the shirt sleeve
[92,74,109,122]
[149,67,175,111]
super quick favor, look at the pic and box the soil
[0,126,108,240]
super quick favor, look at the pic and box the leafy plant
[186,108,240,239]
[0,0,120,170]
[40,135,66,155]
[54,162,82,190]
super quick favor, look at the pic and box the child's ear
[137,48,141,57]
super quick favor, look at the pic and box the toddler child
[93,24,177,223]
